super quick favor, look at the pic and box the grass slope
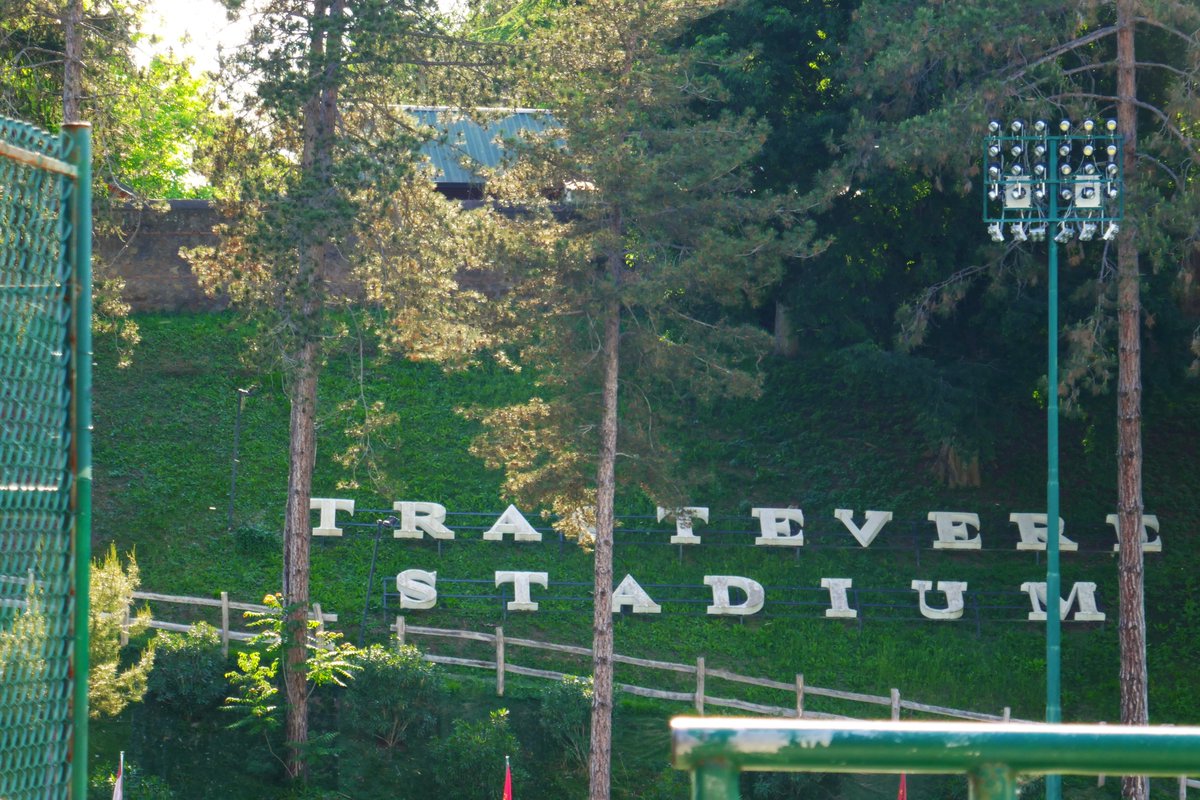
[89,312,1200,796]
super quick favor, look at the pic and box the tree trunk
[281,335,319,779]
[1115,3,1149,799]
[588,266,621,800]
[62,0,83,122]
[280,0,344,779]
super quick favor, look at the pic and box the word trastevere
[311,498,1163,624]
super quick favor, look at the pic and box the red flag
[112,752,124,800]
[897,773,907,800]
[503,757,513,800]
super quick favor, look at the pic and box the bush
[233,523,279,554]
[340,644,442,750]
[89,762,175,800]
[538,675,593,773]
[146,623,227,711]
[433,709,526,800]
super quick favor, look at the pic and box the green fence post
[64,121,92,800]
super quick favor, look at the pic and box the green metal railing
[672,718,1200,800]
[0,115,92,800]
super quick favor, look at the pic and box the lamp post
[983,117,1124,800]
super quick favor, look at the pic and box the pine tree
[188,0,508,777]
[469,3,818,797]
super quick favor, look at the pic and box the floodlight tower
[983,117,1123,800]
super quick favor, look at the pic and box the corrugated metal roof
[402,106,557,186]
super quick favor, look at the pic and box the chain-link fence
[0,115,91,800]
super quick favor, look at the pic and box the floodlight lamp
[1079,222,1097,241]
[1058,143,1072,157]
[988,120,1002,135]
[988,221,1004,242]
[988,164,1002,180]
[1060,188,1074,202]
[1034,144,1047,157]
[1011,185,1027,199]
[1035,188,1047,201]
[1082,143,1095,157]
[1011,120,1024,134]
[1082,163,1097,175]
[988,187,1000,201]
[1055,223,1074,243]
[1034,120,1048,134]
[1102,222,1119,241]
[1060,163,1073,176]
[1106,144,1118,158]
[1083,119,1095,133]
[1105,119,1117,132]
[1011,222,1029,242]
[1059,119,1071,133]
[1106,186,1120,199]
[1010,144,1024,158]
[1033,163,1047,177]
[989,144,1002,158]
[1080,186,1096,200]
[1011,164,1024,176]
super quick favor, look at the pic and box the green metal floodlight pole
[983,117,1124,800]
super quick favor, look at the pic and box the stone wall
[97,199,226,312]
[96,198,506,312]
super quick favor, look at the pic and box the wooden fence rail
[391,616,1023,724]
[129,591,338,655]
[123,587,1195,796]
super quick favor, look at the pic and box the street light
[983,117,1124,800]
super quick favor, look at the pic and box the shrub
[146,623,227,712]
[340,644,442,750]
[233,523,279,554]
[433,709,526,800]
[538,675,593,773]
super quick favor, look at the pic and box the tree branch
[1004,26,1117,83]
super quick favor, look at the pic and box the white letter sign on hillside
[821,578,857,619]
[495,571,548,610]
[396,569,438,609]
[834,509,893,548]
[928,512,981,550]
[704,576,765,616]
[751,508,805,546]
[310,497,355,537]
[1019,581,1106,622]
[658,507,709,544]
[393,501,454,540]
[611,575,661,614]
[1106,514,1162,552]
[1010,513,1077,552]
[483,505,542,542]
[911,580,968,620]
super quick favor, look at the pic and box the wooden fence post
[220,591,230,657]
[1179,777,1186,800]
[695,657,705,715]
[496,627,505,697]
[119,607,130,647]
[1097,720,1107,786]
[890,688,900,720]
[1002,706,1011,722]
[395,615,405,648]
[795,674,805,719]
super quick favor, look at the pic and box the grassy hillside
[89,312,1200,797]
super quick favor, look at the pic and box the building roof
[402,106,557,188]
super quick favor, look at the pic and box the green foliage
[222,594,359,735]
[90,544,155,718]
[340,644,442,749]
[89,762,176,800]
[234,523,280,554]
[147,623,228,712]
[537,675,593,773]
[433,709,526,800]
